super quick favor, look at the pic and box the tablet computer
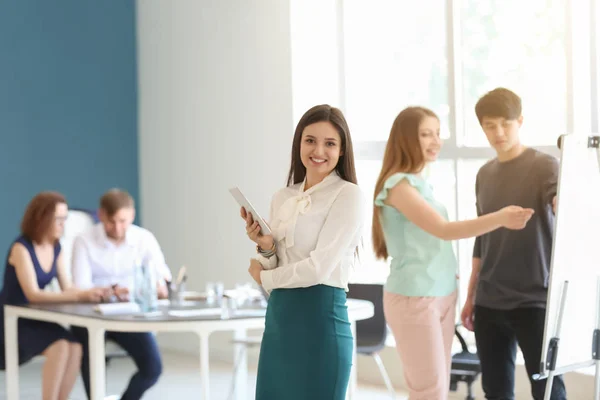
[229,187,272,235]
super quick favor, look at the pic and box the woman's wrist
[489,210,503,228]
[257,241,276,258]
[258,241,275,251]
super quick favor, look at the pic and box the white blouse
[257,172,365,292]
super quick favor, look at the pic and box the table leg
[347,321,358,400]
[199,332,210,400]
[88,327,106,400]
[4,311,19,400]
[233,329,248,400]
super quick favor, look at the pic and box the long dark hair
[286,104,357,186]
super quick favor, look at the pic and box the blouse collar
[273,171,342,248]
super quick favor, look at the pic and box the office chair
[58,207,99,287]
[449,324,481,400]
[347,283,395,398]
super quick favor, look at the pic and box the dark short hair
[475,87,522,124]
[20,191,67,243]
[287,104,357,186]
[100,189,134,217]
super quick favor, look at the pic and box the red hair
[20,191,66,243]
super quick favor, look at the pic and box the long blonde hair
[372,106,439,260]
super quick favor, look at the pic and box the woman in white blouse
[240,104,365,399]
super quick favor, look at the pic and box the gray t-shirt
[473,148,559,310]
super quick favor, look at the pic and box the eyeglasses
[54,216,68,224]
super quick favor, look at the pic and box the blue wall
[0,1,139,285]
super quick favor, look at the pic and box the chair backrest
[60,208,98,281]
[347,283,387,345]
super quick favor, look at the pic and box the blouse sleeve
[374,172,423,207]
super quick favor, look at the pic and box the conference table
[3,297,374,400]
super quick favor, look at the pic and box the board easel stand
[533,135,600,400]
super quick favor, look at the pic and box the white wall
[136,0,294,352]
[289,0,341,121]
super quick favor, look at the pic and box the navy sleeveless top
[0,236,61,307]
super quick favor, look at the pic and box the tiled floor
[0,351,407,399]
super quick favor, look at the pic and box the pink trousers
[383,290,457,400]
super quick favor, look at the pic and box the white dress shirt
[257,172,365,292]
[71,223,172,290]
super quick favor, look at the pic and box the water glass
[234,282,252,307]
[206,281,224,305]
[169,281,186,306]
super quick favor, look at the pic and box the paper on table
[233,309,266,317]
[158,299,201,307]
[224,288,263,301]
[94,302,141,315]
[168,308,222,318]
[133,311,164,318]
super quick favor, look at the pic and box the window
[342,0,450,283]
[428,161,457,222]
[291,0,576,298]
[343,0,450,142]
[459,0,568,147]
[339,0,567,294]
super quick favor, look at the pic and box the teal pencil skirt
[255,284,353,400]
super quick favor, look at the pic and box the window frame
[338,0,584,310]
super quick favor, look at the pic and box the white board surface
[541,134,600,374]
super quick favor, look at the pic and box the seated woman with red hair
[0,191,106,400]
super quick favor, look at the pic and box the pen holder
[169,282,186,306]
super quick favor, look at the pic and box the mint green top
[375,173,457,297]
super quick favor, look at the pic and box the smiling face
[299,121,343,183]
[418,115,442,163]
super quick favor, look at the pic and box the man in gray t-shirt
[460,88,567,400]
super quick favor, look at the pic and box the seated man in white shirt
[70,189,171,400]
